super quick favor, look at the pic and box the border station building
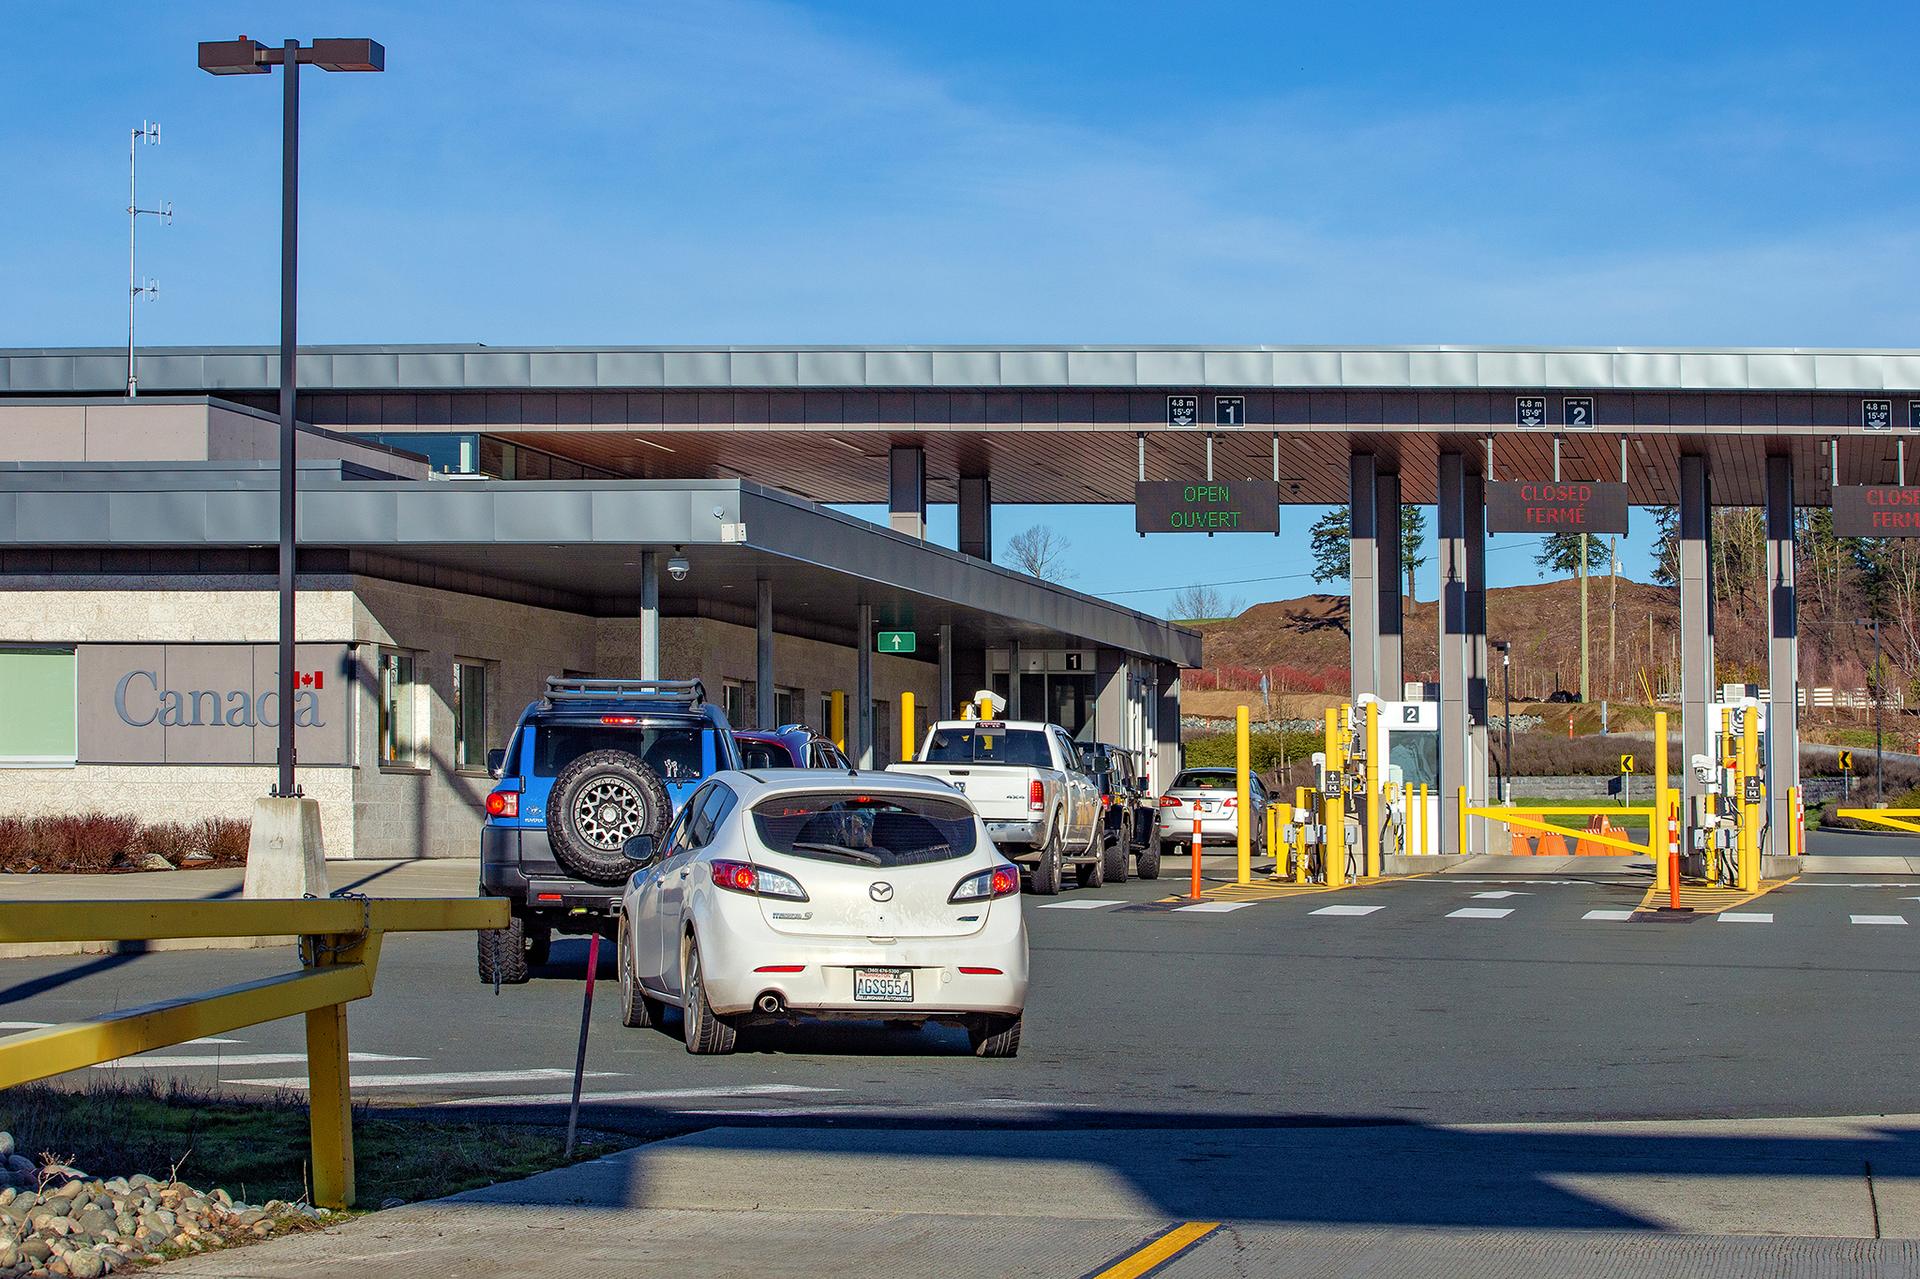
[0,342,1915,858]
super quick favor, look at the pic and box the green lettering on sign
[876,631,917,654]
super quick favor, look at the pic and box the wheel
[617,916,656,1028]
[547,750,672,885]
[1077,833,1105,889]
[682,936,738,1055]
[1136,823,1161,880]
[477,914,530,985]
[526,922,552,967]
[968,1014,1022,1058]
[1029,824,1063,896]
[1102,817,1131,884]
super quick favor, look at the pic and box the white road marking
[1174,901,1252,913]
[1310,904,1383,917]
[1718,912,1773,924]
[1447,907,1514,919]
[94,1052,421,1070]
[1582,909,1635,921]
[1035,899,1129,910]
[1851,914,1908,926]
[1471,891,1529,899]
[440,1083,839,1107]
[236,1068,615,1090]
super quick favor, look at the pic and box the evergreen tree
[1309,506,1430,602]
[1535,531,1612,575]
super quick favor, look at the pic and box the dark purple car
[732,724,852,771]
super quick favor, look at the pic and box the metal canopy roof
[6,343,1920,393]
[0,466,1199,667]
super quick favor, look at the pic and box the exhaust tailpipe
[756,992,784,1014]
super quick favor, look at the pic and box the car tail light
[709,859,808,901]
[1158,795,1182,808]
[1100,794,1112,808]
[950,863,1021,902]
[536,893,563,902]
[1222,797,1238,808]
[485,790,519,818]
[600,715,639,725]
[1028,779,1045,812]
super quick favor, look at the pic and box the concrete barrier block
[243,796,328,899]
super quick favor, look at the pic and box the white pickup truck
[888,719,1102,895]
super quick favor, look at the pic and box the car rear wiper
[790,841,886,865]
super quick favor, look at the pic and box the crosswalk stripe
[1447,907,1513,919]
[236,1068,616,1090]
[1851,914,1908,926]
[1174,901,1252,913]
[1583,909,1635,921]
[1036,899,1128,909]
[94,1052,422,1070]
[1719,912,1773,924]
[1309,904,1383,917]
[1471,891,1528,899]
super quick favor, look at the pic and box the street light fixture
[199,36,383,801]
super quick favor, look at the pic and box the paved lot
[15,858,1920,1273]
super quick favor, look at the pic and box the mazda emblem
[868,882,894,902]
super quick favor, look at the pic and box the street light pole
[200,36,383,800]
[1492,641,1513,802]
[1873,617,1885,804]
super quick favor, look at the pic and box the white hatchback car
[616,769,1029,1056]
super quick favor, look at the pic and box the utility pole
[127,121,172,396]
[1604,534,1617,731]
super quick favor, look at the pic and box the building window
[378,649,424,768]
[775,686,800,726]
[454,659,491,773]
[870,699,891,764]
[0,647,76,767]
[722,680,749,728]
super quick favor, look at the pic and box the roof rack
[542,677,706,707]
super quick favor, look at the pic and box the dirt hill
[1187,577,1683,702]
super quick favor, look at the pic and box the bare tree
[1167,583,1242,621]
[1005,524,1074,583]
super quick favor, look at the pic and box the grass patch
[0,1078,624,1206]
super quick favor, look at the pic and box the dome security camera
[666,555,691,582]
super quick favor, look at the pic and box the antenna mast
[128,121,173,396]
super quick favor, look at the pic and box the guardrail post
[305,1000,355,1209]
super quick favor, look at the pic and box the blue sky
[5,2,1918,614]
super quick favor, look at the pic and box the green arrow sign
[876,630,917,654]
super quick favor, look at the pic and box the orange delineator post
[1190,814,1204,899]
[1668,849,1682,910]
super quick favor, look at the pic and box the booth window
[454,659,491,773]
[0,647,77,767]
[775,686,800,726]
[722,680,749,728]
[378,649,425,769]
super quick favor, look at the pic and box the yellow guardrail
[1834,808,1920,835]
[0,896,507,1210]
[1462,804,1658,855]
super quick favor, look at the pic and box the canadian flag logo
[295,670,325,690]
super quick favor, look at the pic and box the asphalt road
[11,864,1920,1129]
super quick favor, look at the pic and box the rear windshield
[738,740,796,770]
[531,724,717,782]
[921,726,1050,766]
[752,792,978,867]
[1173,770,1236,790]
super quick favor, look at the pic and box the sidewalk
[156,1113,1920,1277]
[0,859,481,958]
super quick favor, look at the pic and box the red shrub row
[1183,664,1345,694]
[0,814,250,874]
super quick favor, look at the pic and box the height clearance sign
[1134,481,1279,533]
[1833,486,1920,536]
[1485,481,1629,534]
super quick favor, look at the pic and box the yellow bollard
[1271,802,1289,879]
[830,690,847,753]
[1236,705,1252,885]
[1294,787,1311,883]
[1457,785,1468,859]
[1324,707,1347,888]
[899,692,915,764]
[1788,784,1802,856]
[1653,710,1670,892]
[1739,709,1760,891]
[1364,701,1381,879]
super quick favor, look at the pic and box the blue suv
[479,677,740,983]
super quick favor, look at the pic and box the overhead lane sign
[876,631,917,654]
[1833,486,1920,535]
[1486,481,1629,534]
[1134,481,1279,534]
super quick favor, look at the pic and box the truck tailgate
[888,763,1036,820]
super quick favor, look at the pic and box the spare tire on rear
[548,749,673,885]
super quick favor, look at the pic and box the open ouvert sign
[1133,481,1279,534]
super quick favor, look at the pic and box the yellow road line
[1086,1222,1220,1279]
[1634,874,1801,915]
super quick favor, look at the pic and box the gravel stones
[0,1132,328,1278]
